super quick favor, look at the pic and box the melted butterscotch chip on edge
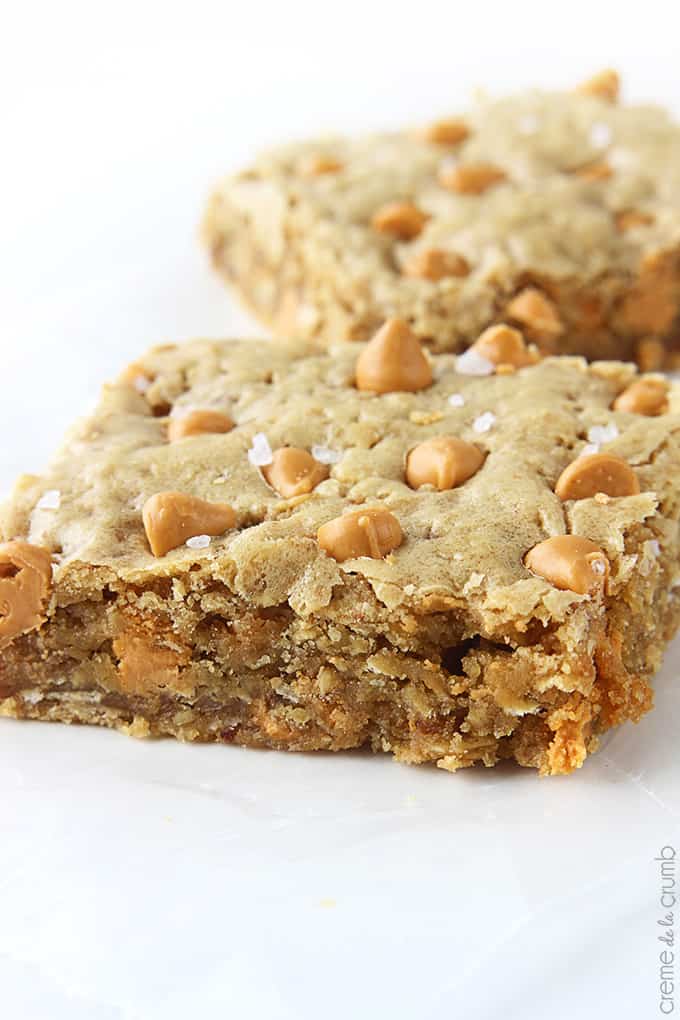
[0,541,53,649]
[406,437,485,491]
[355,318,433,394]
[113,630,189,697]
[371,201,428,240]
[317,507,403,562]
[142,492,236,557]
[524,535,609,595]
[555,453,640,501]
[262,448,329,499]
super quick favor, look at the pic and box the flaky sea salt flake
[169,403,197,420]
[518,114,540,135]
[590,121,612,148]
[312,445,342,465]
[36,489,61,511]
[473,411,496,434]
[247,432,273,467]
[587,423,619,445]
[22,690,44,705]
[186,534,211,550]
[456,349,494,377]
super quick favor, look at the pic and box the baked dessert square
[1,320,679,775]
[203,70,680,368]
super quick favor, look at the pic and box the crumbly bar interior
[204,84,680,366]
[2,340,680,774]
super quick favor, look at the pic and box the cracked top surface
[2,338,680,637]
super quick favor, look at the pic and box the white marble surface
[2,3,680,1017]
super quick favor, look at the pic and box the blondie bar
[204,70,680,368]
[1,322,679,774]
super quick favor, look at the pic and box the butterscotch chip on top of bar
[203,70,680,366]
[2,327,680,776]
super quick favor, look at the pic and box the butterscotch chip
[317,507,402,561]
[371,201,428,240]
[572,161,613,182]
[615,209,655,232]
[142,492,236,556]
[439,163,506,195]
[616,252,680,336]
[0,541,52,649]
[406,437,484,491]
[635,337,666,373]
[299,154,343,176]
[555,453,640,501]
[421,118,470,146]
[505,288,563,338]
[525,535,609,594]
[262,447,329,498]
[576,69,620,103]
[613,377,669,415]
[471,323,535,369]
[120,361,153,392]
[113,630,189,696]
[403,248,470,281]
[168,409,234,441]
[355,318,432,393]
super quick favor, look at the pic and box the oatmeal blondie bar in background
[1,321,679,775]
[203,71,680,367]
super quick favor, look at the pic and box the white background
[2,2,680,1017]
